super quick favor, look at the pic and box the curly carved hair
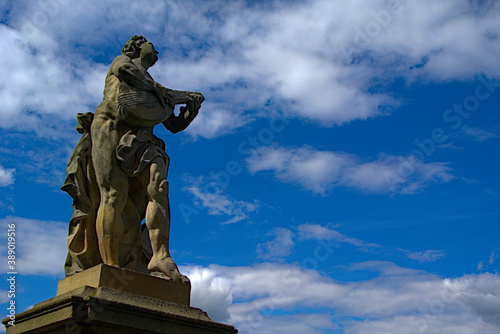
[121,35,149,59]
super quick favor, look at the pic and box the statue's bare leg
[95,184,127,267]
[91,121,128,267]
[140,157,189,283]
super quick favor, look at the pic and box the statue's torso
[94,58,172,129]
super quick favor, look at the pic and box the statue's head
[122,35,149,59]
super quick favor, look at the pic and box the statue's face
[140,42,159,67]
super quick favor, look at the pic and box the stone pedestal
[3,265,237,334]
[57,264,190,306]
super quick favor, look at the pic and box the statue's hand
[180,92,204,120]
[163,92,203,133]
[187,92,205,105]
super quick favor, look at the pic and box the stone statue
[62,35,204,283]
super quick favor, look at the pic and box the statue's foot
[148,256,190,284]
[150,271,173,280]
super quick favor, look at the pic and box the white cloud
[0,216,67,276]
[478,261,484,271]
[0,290,9,304]
[0,132,75,187]
[241,1,396,125]
[256,228,295,262]
[238,313,336,334]
[182,266,233,323]
[454,274,500,327]
[298,223,444,263]
[247,145,454,195]
[181,261,500,334]
[297,223,343,240]
[233,0,500,124]
[183,102,252,139]
[297,223,380,251]
[407,249,446,263]
[490,251,498,265]
[1,1,255,139]
[477,249,499,272]
[184,177,259,224]
[0,24,106,138]
[2,0,500,138]
[345,313,499,334]
[0,166,15,187]
[461,125,498,142]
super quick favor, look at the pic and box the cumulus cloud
[1,1,254,139]
[181,261,500,334]
[2,0,500,138]
[452,273,500,327]
[184,176,259,224]
[0,166,15,186]
[0,24,106,138]
[182,266,233,323]
[247,145,454,195]
[0,216,67,276]
[167,0,500,126]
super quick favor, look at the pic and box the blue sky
[1,0,500,333]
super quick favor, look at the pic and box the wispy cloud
[256,227,295,262]
[184,176,259,224]
[477,261,484,271]
[478,249,499,272]
[490,251,498,265]
[297,223,381,251]
[460,125,498,142]
[406,249,446,263]
[0,290,9,304]
[0,166,14,187]
[247,145,454,195]
[0,132,74,187]
[255,223,445,264]
[298,223,444,263]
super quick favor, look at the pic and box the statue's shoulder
[112,54,133,63]
[107,55,137,81]
[109,55,134,71]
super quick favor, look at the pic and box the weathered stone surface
[57,264,190,306]
[2,35,238,334]
[3,286,237,334]
[62,35,204,282]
